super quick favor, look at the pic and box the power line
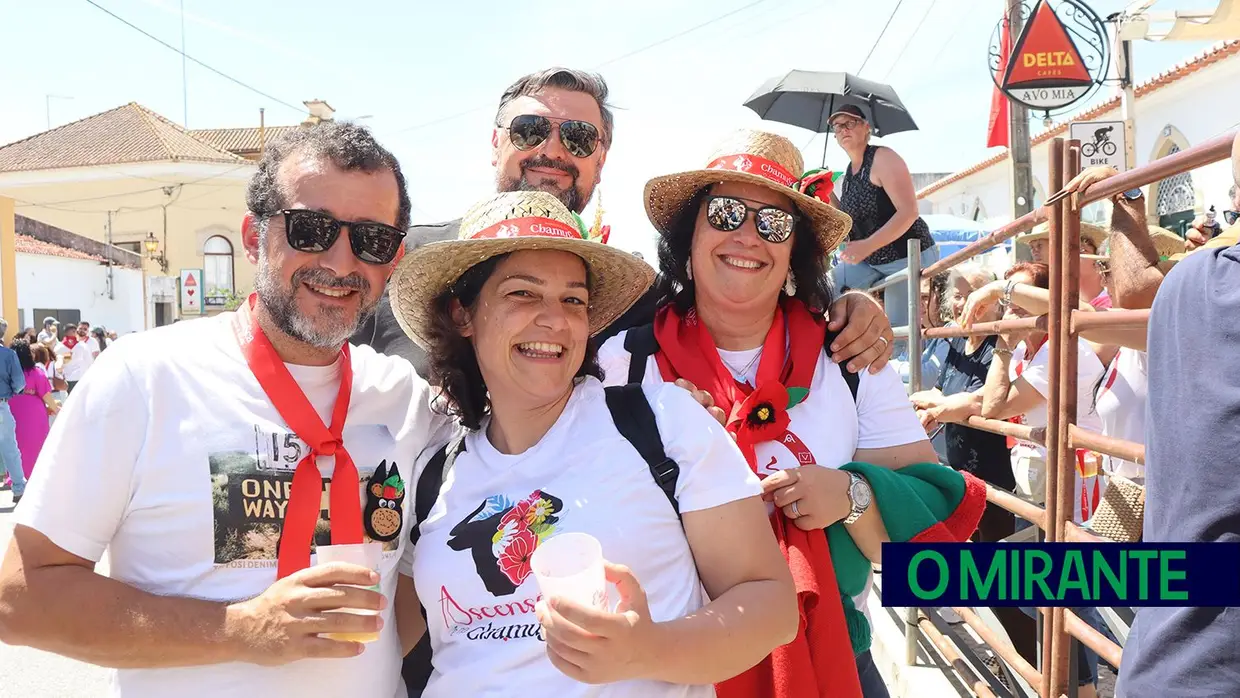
[83,0,307,118]
[593,0,768,68]
[881,0,940,81]
[856,0,907,76]
[393,0,771,135]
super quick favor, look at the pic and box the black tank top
[839,145,934,265]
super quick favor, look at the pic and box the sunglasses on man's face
[277,209,406,265]
[1225,210,1239,226]
[704,196,797,243]
[503,114,601,158]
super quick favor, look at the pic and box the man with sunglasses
[1185,184,1240,252]
[0,122,454,697]
[353,67,897,378]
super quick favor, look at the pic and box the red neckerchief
[651,298,863,698]
[233,294,363,579]
[652,299,823,468]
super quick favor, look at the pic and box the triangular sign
[1002,0,1092,90]
[184,273,198,286]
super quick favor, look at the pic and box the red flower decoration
[731,381,792,465]
[498,528,539,586]
[501,499,532,530]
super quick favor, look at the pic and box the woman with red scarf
[599,130,986,698]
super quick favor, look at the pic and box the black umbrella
[743,70,918,164]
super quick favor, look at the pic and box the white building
[13,215,145,334]
[918,40,1240,235]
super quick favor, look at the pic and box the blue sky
[0,0,1217,258]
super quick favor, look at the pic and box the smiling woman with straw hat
[389,189,797,697]
[599,129,986,698]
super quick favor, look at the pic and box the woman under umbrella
[829,105,938,350]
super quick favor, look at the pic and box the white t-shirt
[1007,337,1105,461]
[63,339,95,381]
[598,331,929,614]
[1094,348,1147,481]
[405,378,760,698]
[14,313,453,698]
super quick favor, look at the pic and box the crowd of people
[0,317,111,504]
[0,64,1235,698]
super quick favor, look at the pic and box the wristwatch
[842,472,873,525]
[1117,187,1144,202]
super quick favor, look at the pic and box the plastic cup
[530,532,609,610]
[314,542,383,643]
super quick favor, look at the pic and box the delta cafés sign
[989,0,1109,113]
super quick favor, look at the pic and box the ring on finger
[790,501,802,518]
[877,336,890,349]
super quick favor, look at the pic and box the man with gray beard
[0,122,455,698]
[354,68,897,378]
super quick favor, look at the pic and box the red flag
[987,17,1013,149]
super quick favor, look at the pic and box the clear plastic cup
[314,542,383,643]
[530,532,609,610]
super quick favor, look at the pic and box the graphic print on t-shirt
[208,426,401,566]
[363,461,406,542]
[447,489,563,596]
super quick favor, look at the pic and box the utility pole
[181,0,189,127]
[1006,0,1035,222]
[1114,23,1137,172]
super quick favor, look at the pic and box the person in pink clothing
[9,340,58,479]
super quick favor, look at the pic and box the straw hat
[388,190,656,349]
[1017,221,1109,250]
[1083,226,1186,263]
[643,129,852,252]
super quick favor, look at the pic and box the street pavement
[0,489,111,697]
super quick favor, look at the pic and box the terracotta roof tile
[190,125,301,153]
[0,103,249,173]
[15,234,105,262]
[917,40,1240,199]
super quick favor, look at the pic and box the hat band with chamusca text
[469,217,585,241]
[707,154,797,188]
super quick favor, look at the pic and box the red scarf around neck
[651,298,863,698]
[234,294,364,579]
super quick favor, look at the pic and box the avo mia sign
[989,0,1109,112]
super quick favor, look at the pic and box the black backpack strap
[622,323,659,385]
[823,327,860,403]
[409,436,467,547]
[604,384,680,518]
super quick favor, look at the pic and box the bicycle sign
[1070,120,1128,171]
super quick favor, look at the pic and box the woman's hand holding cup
[537,561,658,684]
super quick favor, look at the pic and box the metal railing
[865,129,1239,697]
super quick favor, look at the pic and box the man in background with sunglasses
[0,122,453,697]
[354,67,897,378]
[1185,184,1240,252]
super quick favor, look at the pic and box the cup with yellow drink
[313,542,384,643]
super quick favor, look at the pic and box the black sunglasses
[704,196,797,243]
[503,114,601,158]
[276,209,406,265]
[1225,210,1239,226]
